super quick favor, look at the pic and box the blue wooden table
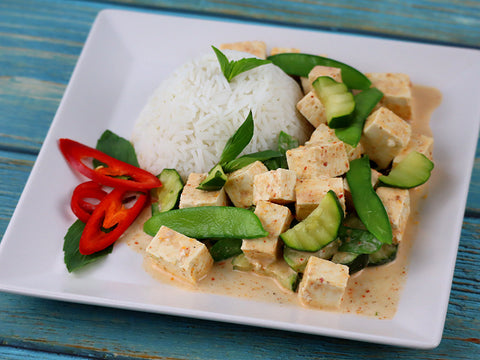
[1,0,479,358]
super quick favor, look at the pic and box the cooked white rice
[132,50,311,179]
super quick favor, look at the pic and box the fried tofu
[219,40,267,59]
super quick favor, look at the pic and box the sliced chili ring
[59,138,161,191]
[71,181,108,223]
[79,188,148,255]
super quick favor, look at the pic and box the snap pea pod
[346,157,392,244]
[267,53,371,90]
[335,87,384,147]
[143,206,268,239]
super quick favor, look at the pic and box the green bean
[346,157,392,244]
[267,53,371,90]
[143,206,268,239]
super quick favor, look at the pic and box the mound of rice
[132,50,311,179]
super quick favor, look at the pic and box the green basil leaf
[197,164,227,191]
[337,226,383,254]
[335,88,383,147]
[264,131,299,170]
[212,46,271,82]
[94,130,139,167]
[63,220,113,273]
[219,110,254,165]
[223,150,282,173]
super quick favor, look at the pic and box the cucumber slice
[331,252,369,274]
[368,243,398,266]
[283,240,340,272]
[197,164,227,191]
[232,254,299,292]
[312,76,355,128]
[379,151,434,189]
[231,253,254,271]
[151,169,184,215]
[280,190,344,252]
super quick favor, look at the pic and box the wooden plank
[0,213,478,358]
[0,346,89,360]
[101,0,480,48]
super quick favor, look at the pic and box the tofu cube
[296,91,327,128]
[179,173,228,208]
[393,133,434,166]
[286,142,350,179]
[308,65,343,85]
[295,178,345,220]
[146,226,213,283]
[224,161,268,208]
[219,40,267,59]
[298,257,350,309]
[241,201,293,266]
[366,73,413,120]
[301,77,312,94]
[361,107,412,169]
[253,168,296,204]
[270,47,300,56]
[376,187,410,244]
[307,123,364,162]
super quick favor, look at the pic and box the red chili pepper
[59,138,161,191]
[79,188,148,255]
[71,181,108,223]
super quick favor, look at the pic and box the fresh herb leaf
[223,150,282,173]
[264,131,299,170]
[335,88,383,147]
[219,110,255,165]
[337,226,383,254]
[212,46,271,82]
[94,130,139,167]
[209,238,243,262]
[63,220,113,272]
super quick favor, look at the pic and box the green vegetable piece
[335,87,384,146]
[151,169,184,215]
[312,76,355,128]
[197,164,228,191]
[93,130,140,168]
[219,110,254,165]
[368,243,398,266]
[231,253,254,271]
[266,131,300,170]
[331,252,369,274]
[283,239,340,273]
[144,206,269,239]
[379,151,434,189]
[280,190,344,252]
[209,238,243,262]
[337,226,383,254]
[267,53,371,90]
[63,220,113,273]
[212,46,271,82]
[223,150,282,173]
[346,157,392,244]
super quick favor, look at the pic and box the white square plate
[1,9,479,349]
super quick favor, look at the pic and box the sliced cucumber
[151,169,184,215]
[379,151,434,189]
[264,261,299,292]
[368,243,398,266]
[312,76,355,128]
[283,240,340,273]
[281,190,344,252]
[231,254,299,291]
[331,252,369,274]
[231,253,254,271]
[197,164,227,191]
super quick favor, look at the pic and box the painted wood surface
[1,0,479,359]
